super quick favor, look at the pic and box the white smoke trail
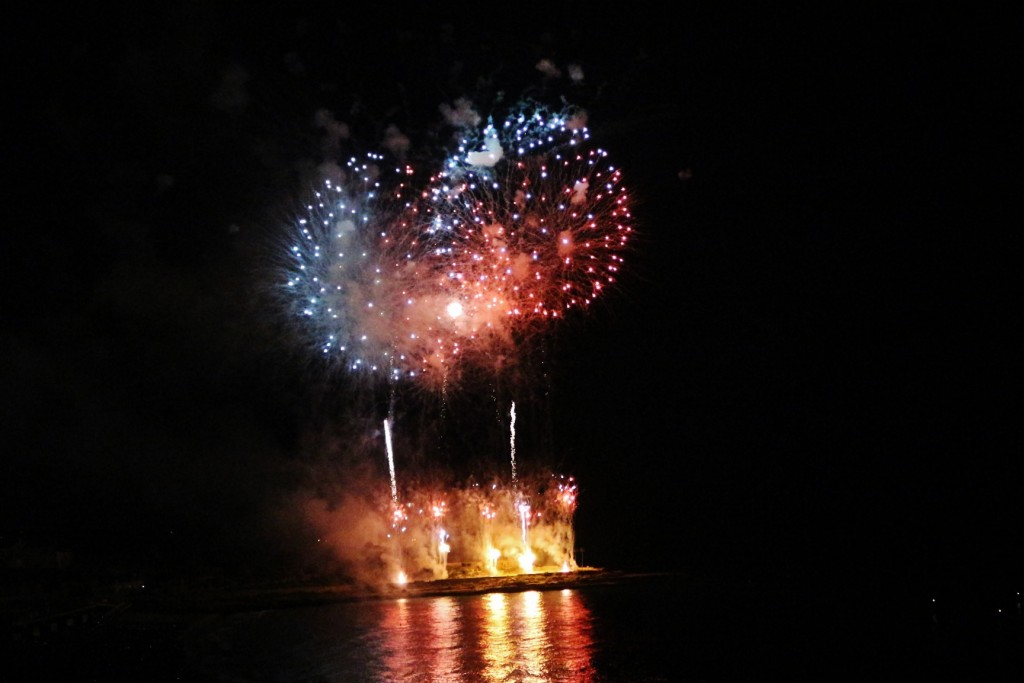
[509,401,517,484]
[384,418,397,503]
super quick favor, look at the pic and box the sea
[5,572,1022,681]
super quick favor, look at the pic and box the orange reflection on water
[518,591,549,681]
[373,589,595,681]
[554,589,597,682]
[379,598,413,680]
[481,592,514,681]
[481,590,596,683]
[429,597,462,678]
[379,596,465,681]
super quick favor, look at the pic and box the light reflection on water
[190,588,596,682]
[377,590,594,682]
[482,592,512,678]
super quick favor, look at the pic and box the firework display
[285,100,632,386]
[288,99,628,583]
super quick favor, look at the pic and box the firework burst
[283,100,632,388]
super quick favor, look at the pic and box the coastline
[124,567,678,615]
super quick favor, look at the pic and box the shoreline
[124,567,681,615]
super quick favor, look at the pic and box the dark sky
[2,6,1018,588]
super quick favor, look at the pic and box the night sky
[3,5,1018,594]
